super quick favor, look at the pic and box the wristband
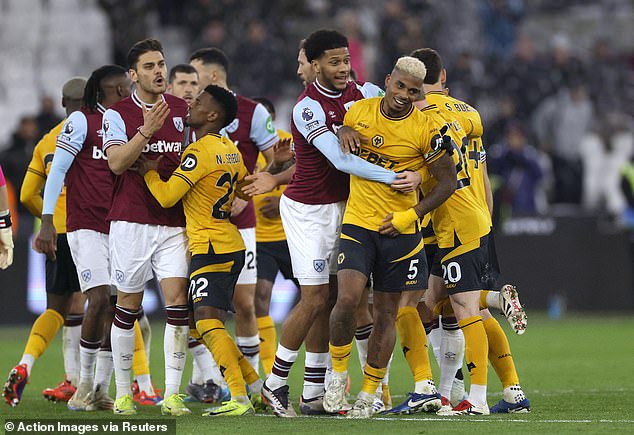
[0,210,11,229]
[390,208,419,233]
[137,127,151,140]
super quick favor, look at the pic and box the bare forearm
[414,182,455,217]
[107,132,150,175]
[0,185,9,211]
[273,165,295,185]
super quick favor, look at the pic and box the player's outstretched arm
[20,170,45,219]
[137,155,190,208]
[313,131,399,184]
[242,165,295,196]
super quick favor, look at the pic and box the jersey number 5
[212,172,239,219]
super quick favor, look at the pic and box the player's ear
[385,74,391,89]
[441,68,447,85]
[208,110,218,123]
[311,60,320,75]
[129,68,138,83]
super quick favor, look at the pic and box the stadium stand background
[1,0,633,322]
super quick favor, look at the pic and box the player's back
[343,97,445,234]
[103,92,188,227]
[419,105,491,248]
[59,105,115,234]
[179,133,248,255]
[28,120,67,233]
[285,80,379,205]
[426,91,489,222]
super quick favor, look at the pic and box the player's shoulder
[236,94,258,111]
[164,93,188,109]
[350,80,384,99]
[108,95,134,113]
[35,120,65,154]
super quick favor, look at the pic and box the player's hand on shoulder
[391,170,421,193]
[337,126,367,154]
[141,100,170,136]
[259,196,281,219]
[33,220,57,261]
[242,172,277,196]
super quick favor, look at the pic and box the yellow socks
[132,320,150,377]
[361,364,386,395]
[329,342,353,374]
[257,316,276,376]
[480,291,490,310]
[197,318,247,398]
[483,317,519,388]
[458,315,488,386]
[396,306,433,382]
[23,309,63,360]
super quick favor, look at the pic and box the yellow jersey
[22,120,67,233]
[419,103,491,248]
[343,97,446,234]
[145,133,248,255]
[426,91,490,219]
[253,129,290,243]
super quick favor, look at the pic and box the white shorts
[280,195,344,286]
[109,220,189,293]
[236,227,257,285]
[67,229,111,293]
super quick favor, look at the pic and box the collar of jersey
[379,99,415,120]
[96,103,107,114]
[314,79,342,98]
[132,91,166,109]
[426,90,445,96]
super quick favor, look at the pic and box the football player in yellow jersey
[3,78,86,407]
[250,97,298,380]
[411,48,530,415]
[138,84,263,417]
[325,57,457,418]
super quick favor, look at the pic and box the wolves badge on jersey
[313,259,326,273]
[173,117,184,132]
[372,135,384,148]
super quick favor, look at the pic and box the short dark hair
[252,97,275,116]
[127,38,163,70]
[189,48,229,73]
[303,29,348,62]
[204,84,237,128]
[169,64,198,83]
[410,48,443,85]
[83,65,127,112]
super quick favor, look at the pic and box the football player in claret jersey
[190,48,280,376]
[101,39,191,416]
[254,30,421,418]
[326,57,457,418]
[411,47,530,415]
[137,85,263,417]
[38,65,161,410]
[3,78,86,408]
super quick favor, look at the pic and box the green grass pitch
[1,313,633,434]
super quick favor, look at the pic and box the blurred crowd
[2,0,634,229]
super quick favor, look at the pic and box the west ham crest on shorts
[173,117,184,132]
[313,259,326,273]
[115,269,125,283]
[81,269,91,282]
